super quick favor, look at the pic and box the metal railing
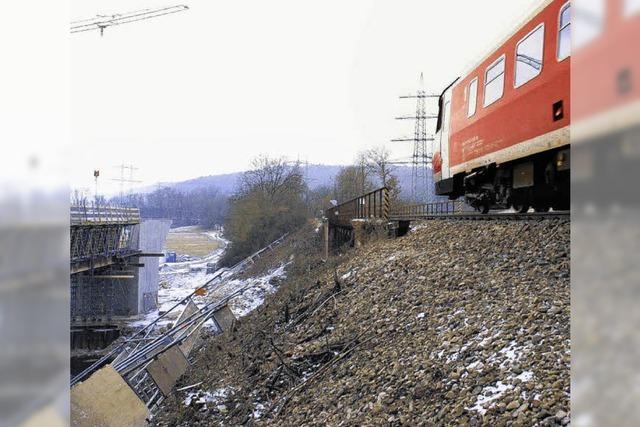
[71,204,140,225]
[390,200,466,219]
[325,187,389,228]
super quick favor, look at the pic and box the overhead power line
[111,163,142,204]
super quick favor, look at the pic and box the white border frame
[557,2,571,61]
[514,22,546,89]
[483,54,506,108]
[467,77,478,117]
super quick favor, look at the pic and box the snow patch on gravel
[466,381,512,415]
[516,370,534,382]
[253,402,266,419]
[466,360,484,371]
[183,387,230,408]
[228,262,291,317]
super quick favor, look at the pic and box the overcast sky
[70,0,540,195]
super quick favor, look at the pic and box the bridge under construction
[70,204,170,351]
[69,233,288,426]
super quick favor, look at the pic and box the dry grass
[165,227,223,257]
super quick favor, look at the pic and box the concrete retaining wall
[132,219,171,314]
[71,364,148,427]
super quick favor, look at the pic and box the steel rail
[391,211,570,221]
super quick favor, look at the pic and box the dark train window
[558,3,571,60]
[484,55,505,107]
[515,23,545,87]
[436,95,443,132]
[553,100,564,121]
[618,69,632,95]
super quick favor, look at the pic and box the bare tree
[362,146,401,202]
[354,151,372,196]
[239,155,305,201]
[222,155,308,266]
[362,146,395,187]
[333,165,374,203]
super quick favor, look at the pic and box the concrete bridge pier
[351,219,366,248]
[396,220,411,237]
[322,219,329,261]
[351,218,391,248]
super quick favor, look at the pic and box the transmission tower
[392,73,439,203]
[111,163,141,205]
[71,5,189,36]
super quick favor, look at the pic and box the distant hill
[151,171,244,194]
[145,164,437,199]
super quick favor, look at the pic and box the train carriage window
[558,3,571,60]
[574,0,604,49]
[625,0,640,16]
[515,24,545,88]
[483,56,505,107]
[467,78,478,117]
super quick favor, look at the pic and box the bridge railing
[390,200,466,219]
[325,187,389,228]
[71,204,140,225]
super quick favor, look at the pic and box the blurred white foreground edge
[0,1,70,426]
[572,0,640,425]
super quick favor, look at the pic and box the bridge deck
[71,205,140,226]
[70,205,142,274]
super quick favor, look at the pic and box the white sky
[70,0,541,195]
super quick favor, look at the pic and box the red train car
[572,0,640,205]
[432,0,571,213]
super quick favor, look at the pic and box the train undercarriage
[442,147,570,213]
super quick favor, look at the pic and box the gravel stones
[153,219,570,426]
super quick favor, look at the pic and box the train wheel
[480,203,490,214]
[552,199,570,211]
[513,203,529,213]
[533,204,550,213]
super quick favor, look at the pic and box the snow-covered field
[129,228,289,329]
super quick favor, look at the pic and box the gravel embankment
[154,219,570,426]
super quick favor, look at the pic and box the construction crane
[71,5,189,36]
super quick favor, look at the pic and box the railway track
[390,210,570,221]
[325,188,570,229]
